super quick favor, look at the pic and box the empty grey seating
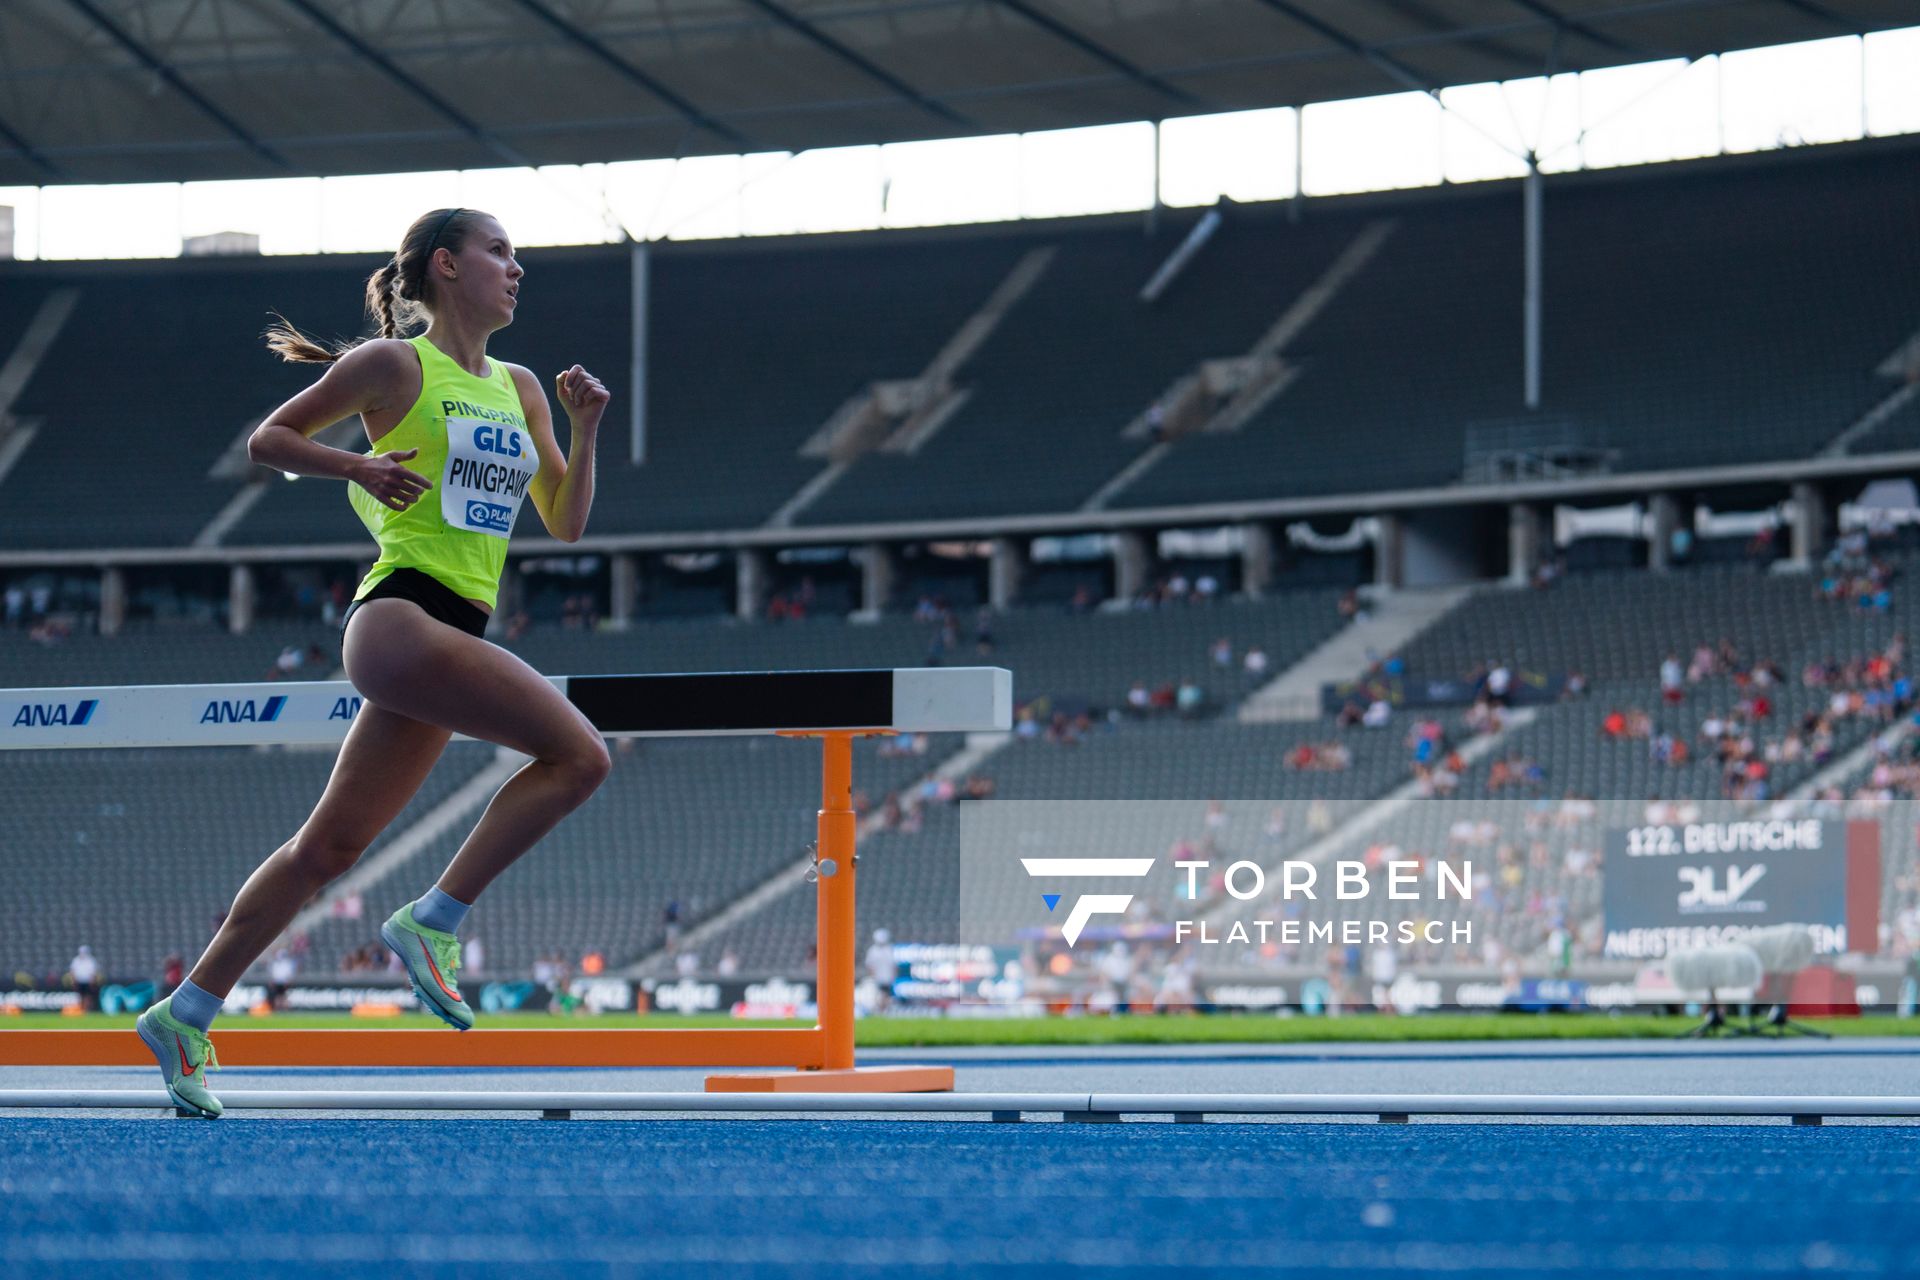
[799,211,1349,523]
[500,589,1347,718]
[0,255,371,550]
[0,618,344,687]
[0,741,498,984]
[1120,144,1920,508]
[300,733,958,978]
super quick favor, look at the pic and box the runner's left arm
[507,362,606,543]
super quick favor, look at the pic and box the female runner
[135,207,612,1117]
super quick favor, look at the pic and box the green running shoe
[135,996,223,1119]
[381,902,475,1031]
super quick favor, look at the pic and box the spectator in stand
[161,953,185,998]
[1175,680,1204,717]
[1485,661,1513,708]
[1601,708,1628,739]
[973,606,995,655]
[1660,652,1685,705]
[1209,637,1232,668]
[1243,646,1268,678]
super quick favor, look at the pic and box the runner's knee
[544,736,611,804]
[287,832,368,882]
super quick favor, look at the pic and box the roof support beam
[736,0,974,129]
[504,0,757,152]
[64,0,294,173]
[1504,0,1657,61]
[278,0,534,170]
[0,110,64,182]
[1250,0,1447,97]
[989,0,1210,110]
[1773,0,1862,33]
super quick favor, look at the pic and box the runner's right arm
[248,339,430,510]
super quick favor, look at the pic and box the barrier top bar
[0,667,1013,749]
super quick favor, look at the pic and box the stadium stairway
[1237,585,1474,722]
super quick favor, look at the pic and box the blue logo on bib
[466,500,512,533]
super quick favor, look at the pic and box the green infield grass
[5,1011,1916,1043]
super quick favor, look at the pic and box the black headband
[424,207,463,257]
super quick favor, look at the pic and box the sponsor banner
[0,682,369,749]
[281,984,420,1011]
[0,677,562,750]
[1603,820,1850,957]
[1320,672,1567,715]
[640,977,814,1016]
[1198,972,1897,1012]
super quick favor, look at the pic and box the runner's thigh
[341,598,604,764]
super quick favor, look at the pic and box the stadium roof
[2,0,1913,186]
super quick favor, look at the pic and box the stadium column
[609,553,638,630]
[1240,522,1274,597]
[1648,494,1681,572]
[1791,482,1830,565]
[99,567,126,637]
[1113,530,1152,602]
[861,542,895,616]
[1506,504,1544,586]
[989,536,1025,609]
[737,548,768,622]
[228,564,254,635]
[1372,515,1403,591]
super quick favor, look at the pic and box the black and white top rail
[0,667,1013,750]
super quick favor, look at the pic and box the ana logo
[330,696,363,722]
[11,699,97,728]
[465,499,512,533]
[200,696,286,725]
[1020,857,1154,947]
[1678,863,1766,912]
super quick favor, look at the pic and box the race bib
[441,417,538,539]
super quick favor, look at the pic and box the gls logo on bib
[442,418,537,539]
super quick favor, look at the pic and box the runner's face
[445,218,522,326]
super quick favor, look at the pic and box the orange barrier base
[706,1065,956,1093]
[0,1027,828,1069]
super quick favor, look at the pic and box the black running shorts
[340,566,490,640]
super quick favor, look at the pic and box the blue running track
[3,1119,1916,1278]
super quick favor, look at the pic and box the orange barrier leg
[708,732,953,1093]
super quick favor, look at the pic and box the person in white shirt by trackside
[267,949,297,1010]
[865,929,896,1012]
[68,945,100,1012]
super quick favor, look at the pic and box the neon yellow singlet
[348,336,539,610]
